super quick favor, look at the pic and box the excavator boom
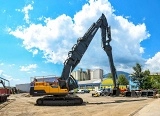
[59,14,117,91]
[59,13,118,92]
[31,14,119,106]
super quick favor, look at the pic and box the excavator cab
[58,75,78,91]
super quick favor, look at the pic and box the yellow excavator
[30,13,119,106]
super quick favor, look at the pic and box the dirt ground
[0,93,156,116]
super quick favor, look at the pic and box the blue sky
[0,0,160,86]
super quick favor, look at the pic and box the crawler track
[36,95,83,106]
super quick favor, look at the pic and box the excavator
[30,13,120,106]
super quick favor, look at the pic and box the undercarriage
[36,95,83,106]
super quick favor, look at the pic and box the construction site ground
[0,93,160,116]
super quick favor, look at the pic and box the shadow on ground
[30,99,147,106]
[84,99,147,105]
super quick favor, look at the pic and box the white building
[16,83,30,92]
[71,68,103,81]
[71,68,90,81]
[90,69,103,80]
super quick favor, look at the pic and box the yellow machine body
[30,81,68,96]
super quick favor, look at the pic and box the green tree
[151,74,160,89]
[142,70,152,89]
[107,73,113,78]
[118,74,129,85]
[131,63,153,89]
[131,63,144,89]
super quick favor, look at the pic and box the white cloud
[0,72,20,82]
[29,49,38,56]
[15,3,34,24]
[20,64,37,72]
[37,16,44,21]
[22,4,33,23]
[15,9,21,12]
[9,14,76,64]
[9,0,150,73]
[9,64,15,67]
[2,74,20,81]
[144,52,160,73]
[0,63,4,66]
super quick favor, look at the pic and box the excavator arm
[102,27,118,89]
[58,14,118,92]
[33,14,119,106]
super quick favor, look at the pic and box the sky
[0,0,160,86]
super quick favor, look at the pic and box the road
[0,93,158,116]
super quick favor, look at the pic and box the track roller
[36,98,43,106]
